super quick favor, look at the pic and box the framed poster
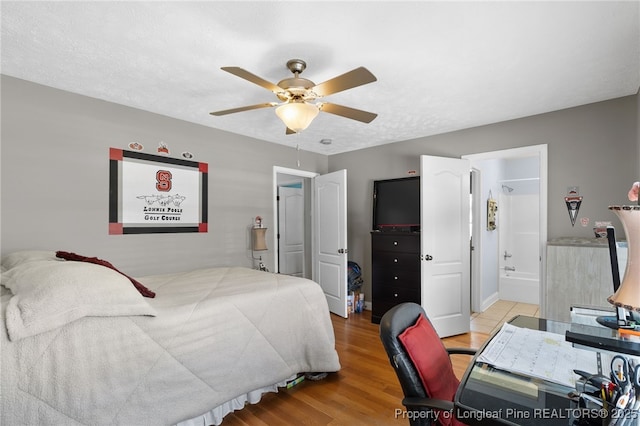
[109,148,208,234]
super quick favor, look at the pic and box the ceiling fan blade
[318,102,377,123]
[210,102,277,116]
[285,127,296,135]
[221,67,282,93]
[312,67,377,97]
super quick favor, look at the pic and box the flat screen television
[372,176,420,232]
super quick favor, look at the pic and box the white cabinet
[545,238,627,322]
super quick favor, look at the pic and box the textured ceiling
[1,1,639,155]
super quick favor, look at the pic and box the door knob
[424,254,433,261]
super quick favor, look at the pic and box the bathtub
[499,270,540,304]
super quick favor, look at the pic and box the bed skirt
[176,376,293,426]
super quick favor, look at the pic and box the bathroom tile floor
[471,300,540,335]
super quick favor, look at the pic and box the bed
[0,251,341,425]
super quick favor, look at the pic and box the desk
[455,316,585,426]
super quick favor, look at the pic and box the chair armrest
[446,347,477,356]
[402,396,455,412]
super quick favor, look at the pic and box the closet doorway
[273,167,315,279]
[272,166,350,317]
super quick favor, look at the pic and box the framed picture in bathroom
[108,148,208,234]
[487,198,497,231]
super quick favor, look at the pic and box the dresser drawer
[371,233,420,253]
[372,251,420,273]
[371,272,420,291]
[374,285,420,301]
[372,288,421,322]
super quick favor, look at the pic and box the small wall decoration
[594,220,612,238]
[487,190,497,231]
[564,186,582,227]
[109,148,208,234]
[157,141,169,155]
[128,142,144,151]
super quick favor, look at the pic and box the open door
[313,169,348,318]
[420,155,470,337]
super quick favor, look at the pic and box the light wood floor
[221,303,537,425]
[471,300,540,335]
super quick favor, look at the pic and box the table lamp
[251,216,268,271]
[607,205,640,319]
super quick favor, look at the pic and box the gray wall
[330,95,638,300]
[0,76,328,276]
[2,75,637,302]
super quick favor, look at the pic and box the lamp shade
[275,102,319,132]
[252,227,268,251]
[607,206,640,311]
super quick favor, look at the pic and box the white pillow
[2,260,156,341]
[1,250,58,271]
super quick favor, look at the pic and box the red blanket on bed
[55,251,155,298]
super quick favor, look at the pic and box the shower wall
[499,191,540,303]
[497,156,540,304]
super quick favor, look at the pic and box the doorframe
[273,166,318,274]
[470,168,482,314]
[462,144,548,315]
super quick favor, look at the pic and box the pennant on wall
[565,187,582,227]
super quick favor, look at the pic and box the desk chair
[379,303,476,426]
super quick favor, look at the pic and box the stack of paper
[477,323,600,388]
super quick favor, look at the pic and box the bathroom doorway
[463,144,547,314]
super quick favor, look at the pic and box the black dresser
[371,232,421,324]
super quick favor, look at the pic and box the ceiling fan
[209,59,378,134]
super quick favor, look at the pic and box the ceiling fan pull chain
[296,143,300,168]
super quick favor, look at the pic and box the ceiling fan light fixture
[275,101,319,133]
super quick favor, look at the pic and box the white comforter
[1,267,341,425]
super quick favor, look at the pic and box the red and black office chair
[379,302,476,426]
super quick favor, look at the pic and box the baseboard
[480,292,500,312]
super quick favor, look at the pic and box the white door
[278,186,304,277]
[420,155,470,337]
[313,170,348,318]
